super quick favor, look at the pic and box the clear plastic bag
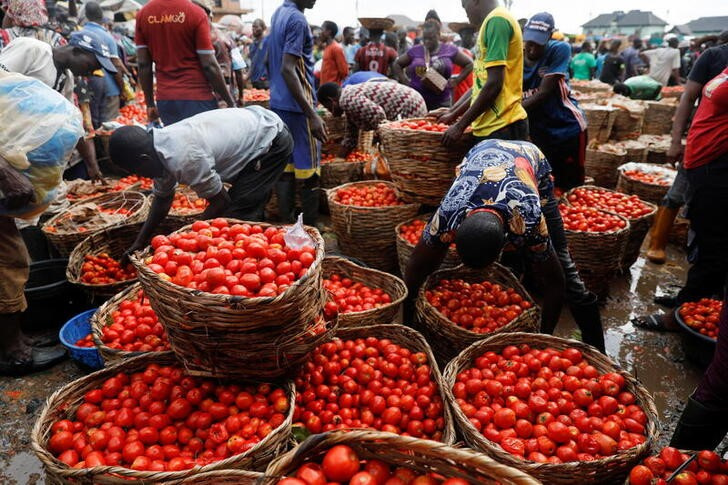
[284,213,314,249]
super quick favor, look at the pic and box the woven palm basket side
[169,469,262,484]
[615,164,676,205]
[415,263,541,364]
[582,105,618,143]
[585,147,628,188]
[642,101,677,135]
[611,108,645,141]
[395,213,460,276]
[31,352,294,484]
[259,430,542,485]
[443,333,659,485]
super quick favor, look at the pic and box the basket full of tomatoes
[558,203,630,297]
[260,430,541,485]
[443,333,659,485]
[616,163,677,205]
[322,256,407,327]
[321,151,368,189]
[31,352,294,484]
[130,218,333,379]
[626,447,728,485]
[328,181,420,272]
[166,186,210,225]
[395,214,461,276]
[415,264,540,363]
[564,186,656,272]
[242,88,270,108]
[378,118,473,205]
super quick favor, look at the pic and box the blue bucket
[59,309,104,370]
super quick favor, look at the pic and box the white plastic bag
[284,213,314,249]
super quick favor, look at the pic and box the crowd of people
[0,0,727,451]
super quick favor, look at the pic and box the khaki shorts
[0,217,29,314]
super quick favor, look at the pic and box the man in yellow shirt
[439,0,528,145]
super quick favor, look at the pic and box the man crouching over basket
[109,106,293,257]
[404,139,606,352]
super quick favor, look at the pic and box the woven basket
[564,186,656,272]
[562,206,631,297]
[66,220,183,302]
[170,470,262,484]
[611,140,648,163]
[585,146,628,188]
[616,163,676,205]
[321,159,365,189]
[645,147,668,165]
[31,352,294,484]
[378,118,473,205]
[245,99,270,109]
[328,181,420,272]
[669,216,690,248]
[643,100,677,135]
[358,17,395,30]
[130,219,330,379]
[611,106,645,141]
[443,333,659,485]
[415,264,541,363]
[332,324,457,444]
[323,111,347,142]
[259,430,541,485]
[90,282,169,364]
[43,191,150,257]
[395,214,460,276]
[582,104,618,143]
[357,130,375,153]
[571,80,612,95]
[322,256,407,327]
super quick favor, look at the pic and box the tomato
[388,119,450,133]
[334,183,405,208]
[80,253,136,285]
[623,169,673,187]
[99,289,170,353]
[559,204,627,233]
[628,465,654,485]
[321,445,361,482]
[679,299,722,340]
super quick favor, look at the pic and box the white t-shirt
[644,47,681,86]
[0,37,74,100]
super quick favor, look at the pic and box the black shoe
[569,298,606,353]
[0,346,67,377]
[670,395,728,450]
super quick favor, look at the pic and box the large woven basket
[443,333,659,485]
[415,264,541,363]
[582,104,618,143]
[395,213,461,276]
[43,191,150,257]
[328,181,420,272]
[259,430,541,485]
[612,140,648,163]
[321,158,364,189]
[169,470,262,485]
[562,206,631,297]
[571,80,612,95]
[357,130,375,153]
[66,220,184,302]
[584,145,627,188]
[90,282,169,364]
[322,256,407,327]
[130,219,330,379]
[643,100,677,135]
[563,186,656,272]
[645,146,669,165]
[31,352,294,484]
[616,163,677,205]
[323,111,347,142]
[611,105,645,141]
[331,324,457,444]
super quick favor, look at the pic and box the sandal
[653,284,682,307]
[631,314,679,332]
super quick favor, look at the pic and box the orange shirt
[321,41,349,85]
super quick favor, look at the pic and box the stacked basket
[443,333,659,485]
[585,144,628,188]
[612,139,648,163]
[378,119,473,205]
[642,99,677,135]
[328,181,420,272]
[616,163,677,205]
[395,213,461,276]
[581,104,618,143]
[609,100,646,141]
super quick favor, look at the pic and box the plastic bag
[284,213,314,249]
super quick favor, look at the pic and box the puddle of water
[1,451,43,484]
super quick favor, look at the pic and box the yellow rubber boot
[646,206,680,264]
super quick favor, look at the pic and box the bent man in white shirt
[641,36,682,86]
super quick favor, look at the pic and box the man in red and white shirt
[355,22,398,75]
[135,0,234,125]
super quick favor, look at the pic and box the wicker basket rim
[564,185,657,222]
[41,190,147,233]
[326,180,420,210]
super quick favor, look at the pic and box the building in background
[210,0,251,22]
[670,17,728,38]
[582,10,667,37]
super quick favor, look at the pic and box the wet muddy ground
[0,242,707,483]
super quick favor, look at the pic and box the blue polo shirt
[268,0,315,113]
[342,71,386,87]
[523,40,586,143]
[81,22,120,97]
[248,36,268,83]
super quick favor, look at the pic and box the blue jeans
[662,164,689,209]
[157,99,217,126]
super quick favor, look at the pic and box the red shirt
[135,0,215,101]
[453,47,473,102]
[685,68,728,169]
[321,41,349,85]
[355,42,397,74]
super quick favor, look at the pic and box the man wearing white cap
[640,35,682,86]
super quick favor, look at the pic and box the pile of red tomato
[276,444,468,485]
[453,344,649,463]
[629,447,728,485]
[323,274,392,318]
[399,219,428,245]
[389,120,450,133]
[334,184,405,208]
[113,175,154,191]
[74,334,95,348]
[678,298,722,340]
[566,187,653,219]
[80,254,136,285]
[146,219,316,297]
[293,337,447,440]
[425,279,530,334]
[171,191,208,214]
[100,289,170,353]
[243,89,270,102]
[345,151,372,163]
[559,205,627,233]
[321,153,337,164]
[114,104,147,126]
[47,363,289,471]
[623,170,673,187]
[99,206,134,217]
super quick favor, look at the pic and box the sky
[239,0,727,34]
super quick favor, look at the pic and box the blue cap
[69,30,117,73]
[523,12,555,46]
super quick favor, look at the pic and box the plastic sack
[0,72,83,218]
[284,213,315,249]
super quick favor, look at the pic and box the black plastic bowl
[674,306,717,368]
